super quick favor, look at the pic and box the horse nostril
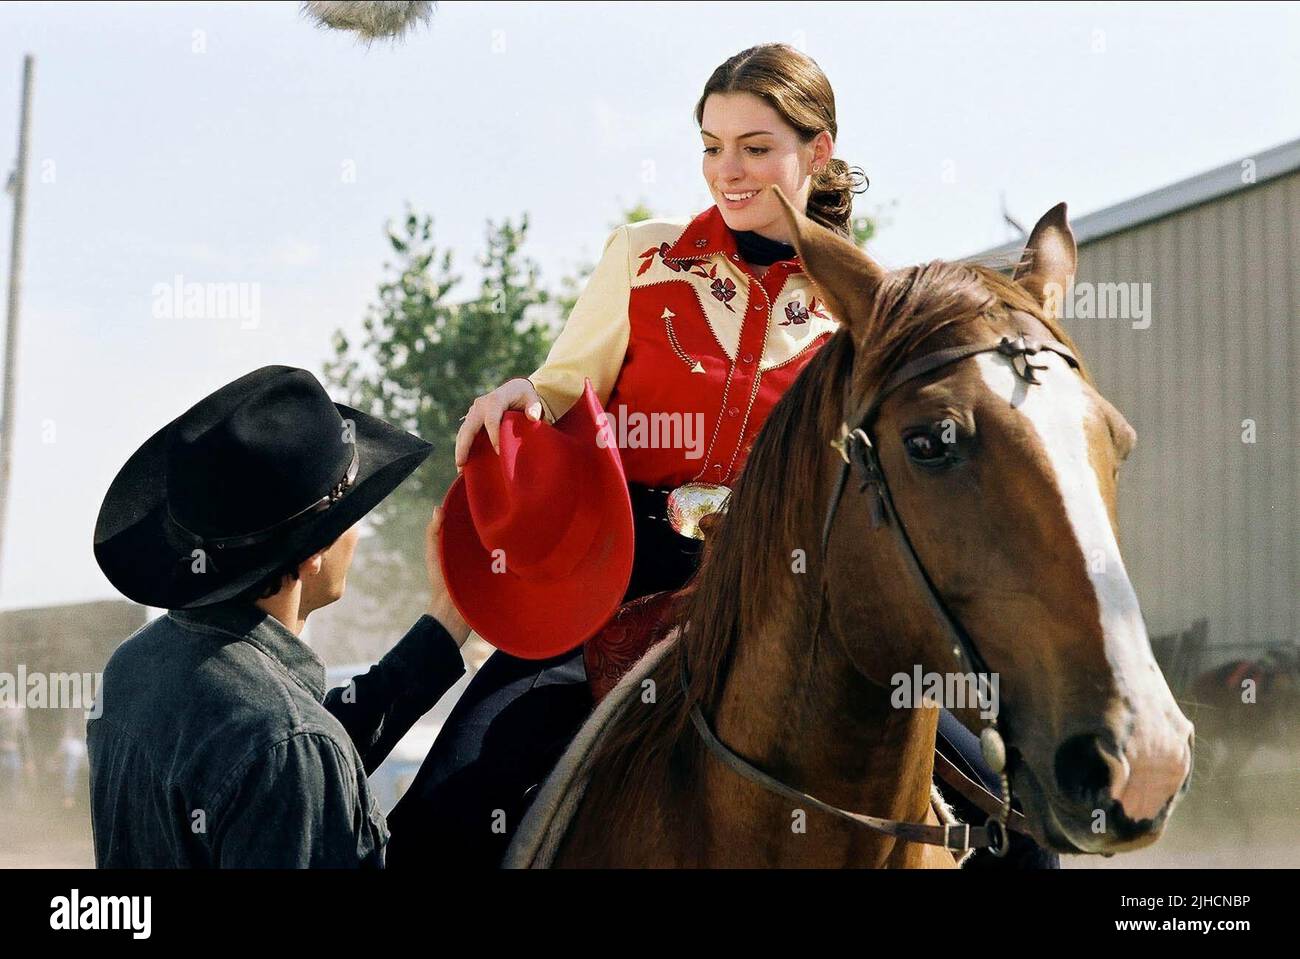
[1054,733,1115,804]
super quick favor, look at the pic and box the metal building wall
[1064,170,1297,663]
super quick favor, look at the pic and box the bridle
[684,313,1081,856]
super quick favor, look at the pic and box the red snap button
[712,464,723,472]
[728,407,739,417]
[742,353,754,364]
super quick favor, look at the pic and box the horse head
[773,187,1193,855]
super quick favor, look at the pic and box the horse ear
[770,184,885,332]
[1014,202,1077,310]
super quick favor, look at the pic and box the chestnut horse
[542,190,1193,867]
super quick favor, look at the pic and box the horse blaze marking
[975,351,1145,655]
[976,350,1182,822]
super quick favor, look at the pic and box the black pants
[386,486,1058,868]
[385,644,591,868]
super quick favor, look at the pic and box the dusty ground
[0,799,94,868]
[1067,747,1300,868]
[4,744,1297,869]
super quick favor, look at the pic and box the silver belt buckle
[666,482,732,540]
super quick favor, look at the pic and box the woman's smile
[720,188,762,209]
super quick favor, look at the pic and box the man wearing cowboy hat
[89,365,471,867]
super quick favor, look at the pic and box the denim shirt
[87,602,465,868]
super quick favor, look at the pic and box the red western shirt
[530,205,839,487]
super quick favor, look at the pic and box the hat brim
[438,395,634,660]
[93,404,432,610]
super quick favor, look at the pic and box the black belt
[624,483,704,601]
[626,483,677,528]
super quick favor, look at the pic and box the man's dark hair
[243,561,301,602]
[235,532,346,605]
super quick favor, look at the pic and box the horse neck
[716,606,937,765]
[700,445,940,866]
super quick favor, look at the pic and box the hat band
[169,446,361,552]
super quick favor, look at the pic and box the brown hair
[694,43,868,238]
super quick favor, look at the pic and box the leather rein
[683,317,1081,856]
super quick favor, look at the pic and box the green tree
[852,200,892,249]
[323,209,553,634]
[851,214,876,249]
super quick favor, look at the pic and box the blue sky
[0,0,1295,608]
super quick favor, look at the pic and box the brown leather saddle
[584,588,687,702]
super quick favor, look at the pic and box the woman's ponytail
[807,157,869,239]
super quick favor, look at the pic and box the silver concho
[666,483,732,540]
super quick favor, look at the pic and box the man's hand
[426,506,471,647]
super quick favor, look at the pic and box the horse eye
[903,430,950,463]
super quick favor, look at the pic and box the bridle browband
[684,314,1081,856]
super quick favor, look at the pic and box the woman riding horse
[386,42,1055,868]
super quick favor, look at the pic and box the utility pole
[0,55,34,595]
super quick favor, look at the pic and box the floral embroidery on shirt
[638,243,703,277]
[781,301,809,326]
[636,244,738,313]
[710,275,737,307]
[778,296,830,327]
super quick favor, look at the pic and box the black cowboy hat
[93,365,432,610]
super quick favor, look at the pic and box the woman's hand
[454,378,545,469]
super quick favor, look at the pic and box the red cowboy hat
[439,380,634,659]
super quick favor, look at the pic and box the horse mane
[576,260,1089,833]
